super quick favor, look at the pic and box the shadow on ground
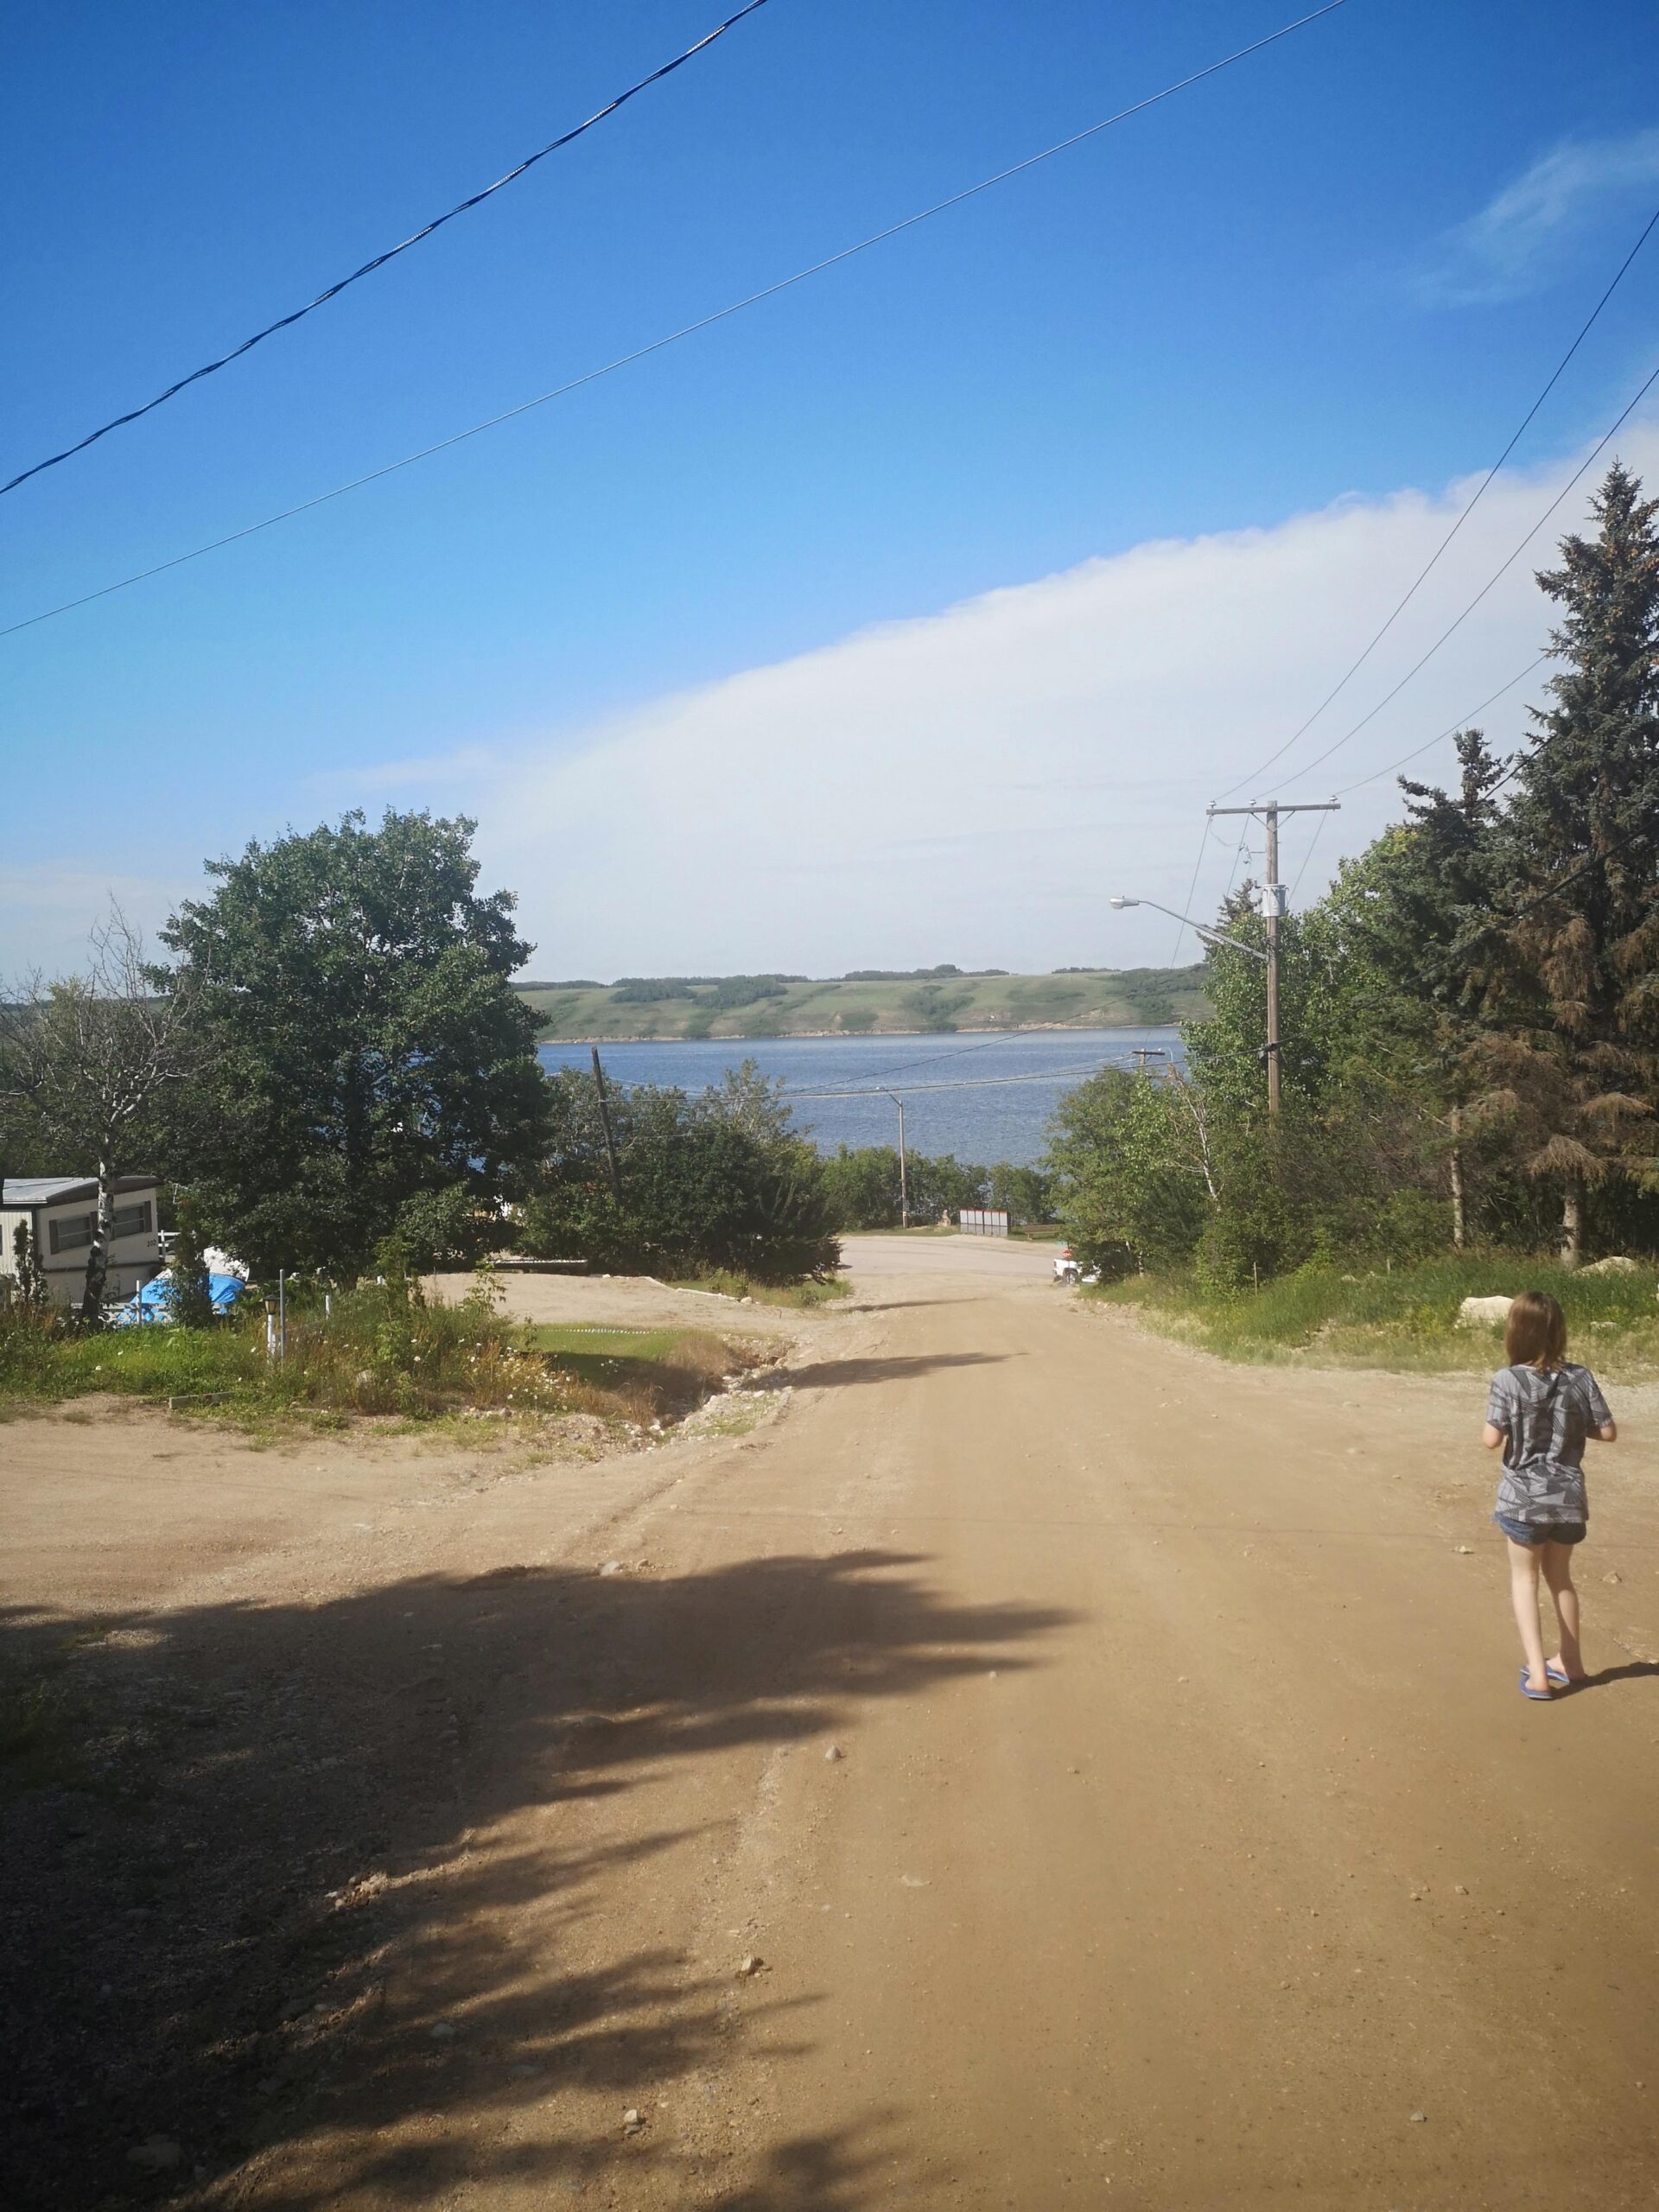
[787,1354,1010,1389]
[1,1549,1068,2209]
[1568,1659,1659,1694]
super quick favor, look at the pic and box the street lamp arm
[1109,895,1268,963]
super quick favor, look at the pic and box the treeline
[1050,465,1659,1282]
[10,815,1015,1311]
[1,812,556,1318]
[819,1147,1053,1230]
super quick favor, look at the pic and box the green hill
[516,963,1209,1040]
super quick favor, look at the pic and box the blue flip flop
[1519,1668,1553,1702]
[1545,1662,1577,1688]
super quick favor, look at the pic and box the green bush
[0,1271,747,1422]
[1049,1067,1208,1275]
[522,1063,840,1284]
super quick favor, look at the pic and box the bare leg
[1507,1538,1549,1694]
[1541,1541,1585,1681]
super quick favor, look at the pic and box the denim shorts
[1493,1513,1586,1547]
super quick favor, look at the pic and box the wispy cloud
[1418,129,1659,306]
[307,745,496,798]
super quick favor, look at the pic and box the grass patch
[524,1324,761,1421]
[1090,1255,1659,1376]
[0,1285,768,1431]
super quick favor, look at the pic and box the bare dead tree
[0,905,200,1320]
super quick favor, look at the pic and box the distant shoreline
[537,1020,1187,1047]
[518,963,1208,1044]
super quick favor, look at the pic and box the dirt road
[7,1242,1659,2209]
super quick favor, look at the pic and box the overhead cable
[1502,819,1653,925]
[814,1031,1033,1089]
[781,1062,1136,1100]
[1288,808,1332,900]
[0,0,776,499]
[1274,351,1659,791]
[1216,197,1659,802]
[1168,815,1215,963]
[1330,657,1546,797]
[0,1,1351,640]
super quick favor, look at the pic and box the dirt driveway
[4,1245,1658,2209]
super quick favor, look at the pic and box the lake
[537,1027,1185,1168]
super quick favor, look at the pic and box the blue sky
[5,0,1659,974]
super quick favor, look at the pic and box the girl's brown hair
[1505,1289,1567,1370]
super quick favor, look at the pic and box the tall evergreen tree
[1340,728,1507,1244]
[1478,463,1659,1262]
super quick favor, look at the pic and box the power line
[1216,198,1659,803]
[1331,657,1545,797]
[1288,807,1332,901]
[0,0,777,500]
[811,1030,1033,1090]
[1221,831,1253,905]
[1168,815,1215,963]
[0,2,1350,642]
[781,1059,1141,1100]
[1502,819,1652,925]
[1274,350,1659,791]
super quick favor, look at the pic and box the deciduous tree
[162,811,549,1279]
[0,906,199,1319]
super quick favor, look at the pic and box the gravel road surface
[4,1241,1657,2209]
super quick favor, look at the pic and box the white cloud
[1418,130,1659,306]
[477,420,1659,976]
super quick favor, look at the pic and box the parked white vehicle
[1052,1246,1099,1286]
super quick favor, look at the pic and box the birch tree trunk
[79,1153,116,1321]
[1560,1176,1585,1269]
[1447,1106,1466,1252]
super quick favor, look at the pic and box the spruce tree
[1484,463,1659,1262]
[1347,728,1507,1245]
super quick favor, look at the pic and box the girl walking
[1484,1290,1617,1701]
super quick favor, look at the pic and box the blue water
[537,1027,1184,1168]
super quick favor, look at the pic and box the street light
[1108,894,1268,963]
[1110,890,1282,1119]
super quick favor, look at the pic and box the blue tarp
[111,1272,246,1325]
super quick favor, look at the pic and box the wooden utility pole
[589,1046,622,1201]
[882,1090,910,1227]
[1205,799,1340,1116]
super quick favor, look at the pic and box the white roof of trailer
[3,1175,158,1207]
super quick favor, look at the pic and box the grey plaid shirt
[1486,1362,1611,1525]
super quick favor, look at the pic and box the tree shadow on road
[705,2112,911,2208]
[1,1548,1066,2209]
[788,1353,1011,1389]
